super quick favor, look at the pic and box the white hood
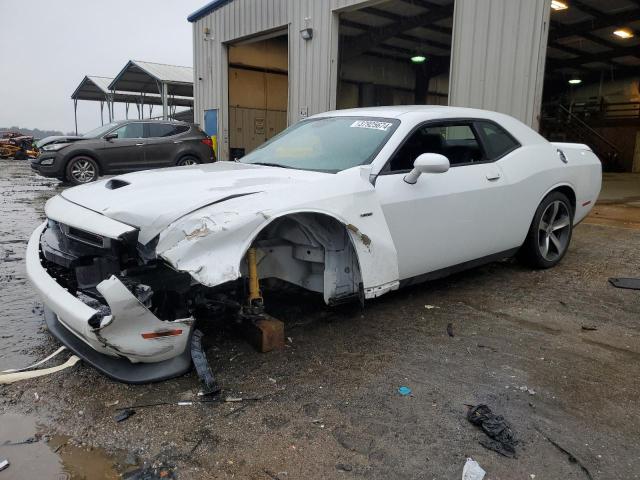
[61,162,330,243]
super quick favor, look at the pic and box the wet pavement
[1,159,639,479]
[0,159,60,367]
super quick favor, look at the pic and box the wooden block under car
[244,315,285,352]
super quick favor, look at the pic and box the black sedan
[31,120,216,185]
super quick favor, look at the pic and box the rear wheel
[66,156,99,185]
[177,156,200,167]
[519,191,573,269]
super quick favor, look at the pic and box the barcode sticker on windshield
[350,120,393,131]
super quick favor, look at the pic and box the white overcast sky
[0,0,205,134]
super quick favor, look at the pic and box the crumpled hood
[61,161,330,243]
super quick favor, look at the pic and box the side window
[147,124,186,138]
[112,123,143,139]
[476,121,520,160]
[388,123,484,172]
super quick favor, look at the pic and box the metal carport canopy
[72,75,193,107]
[108,60,194,98]
[70,75,194,133]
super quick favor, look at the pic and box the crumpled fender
[156,167,400,300]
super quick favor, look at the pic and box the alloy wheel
[537,200,571,261]
[70,159,96,183]
[180,158,198,166]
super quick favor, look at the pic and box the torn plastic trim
[94,276,194,363]
[28,223,193,366]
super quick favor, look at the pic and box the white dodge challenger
[26,106,601,382]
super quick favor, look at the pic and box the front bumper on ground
[26,222,194,383]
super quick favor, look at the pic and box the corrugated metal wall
[193,0,365,160]
[193,0,550,159]
[449,0,550,129]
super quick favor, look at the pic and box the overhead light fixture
[568,78,582,85]
[551,1,569,11]
[411,55,427,64]
[613,28,634,39]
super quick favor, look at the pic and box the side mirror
[404,153,450,184]
[104,132,118,141]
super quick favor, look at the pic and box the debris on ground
[0,355,80,384]
[190,329,221,396]
[581,325,598,331]
[336,463,353,472]
[0,457,9,472]
[535,427,594,480]
[608,277,640,290]
[398,386,412,396]
[2,434,41,446]
[518,386,536,395]
[1,346,67,373]
[462,458,485,480]
[123,462,176,480]
[447,323,455,337]
[115,408,136,423]
[467,404,517,458]
[264,469,287,480]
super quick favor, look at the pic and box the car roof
[310,106,547,145]
[112,119,191,126]
[312,105,519,121]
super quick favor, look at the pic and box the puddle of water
[0,413,128,480]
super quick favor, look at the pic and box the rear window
[477,121,520,159]
[147,124,189,138]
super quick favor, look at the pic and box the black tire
[14,149,27,160]
[177,156,200,167]
[65,156,99,185]
[519,191,573,269]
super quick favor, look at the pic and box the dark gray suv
[31,120,215,185]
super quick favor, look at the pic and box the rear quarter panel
[497,142,601,245]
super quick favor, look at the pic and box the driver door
[374,121,513,280]
[98,122,146,172]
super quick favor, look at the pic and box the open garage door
[336,0,454,109]
[539,0,640,172]
[228,32,288,160]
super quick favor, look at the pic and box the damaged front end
[26,213,235,383]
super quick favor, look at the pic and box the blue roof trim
[187,0,234,22]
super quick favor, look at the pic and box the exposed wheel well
[246,212,363,304]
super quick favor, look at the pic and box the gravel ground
[1,159,639,479]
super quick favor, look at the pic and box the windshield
[240,117,399,173]
[82,123,117,138]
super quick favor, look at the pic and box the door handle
[486,172,501,181]
[136,143,144,147]
[173,140,183,144]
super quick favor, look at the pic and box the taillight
[201,138,213,147]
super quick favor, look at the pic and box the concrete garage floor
[0,160,639,479]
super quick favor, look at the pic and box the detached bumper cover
[44,306,192,384]
[26,222,194,383]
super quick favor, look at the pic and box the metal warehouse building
[189,0,640,171]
